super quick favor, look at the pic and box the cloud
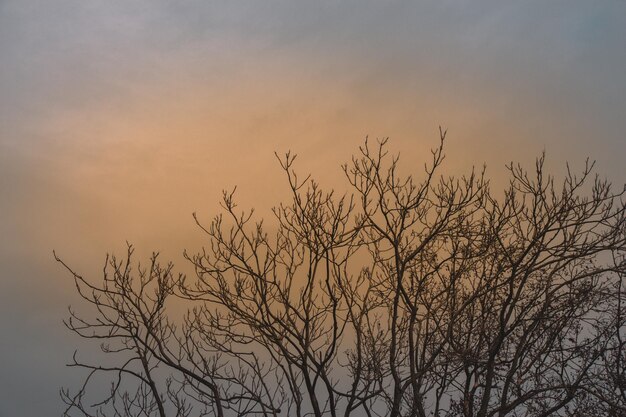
[1,1,625,414]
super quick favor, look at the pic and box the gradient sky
[1,1,625,415]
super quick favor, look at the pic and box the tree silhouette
[57,134,626,417]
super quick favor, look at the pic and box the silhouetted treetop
[58,134,626,417]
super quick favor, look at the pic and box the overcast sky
[1,1,625,415]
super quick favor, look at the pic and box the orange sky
[1,1,625,415]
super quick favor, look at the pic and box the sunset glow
[1,2,625,415]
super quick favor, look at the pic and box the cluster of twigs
[57,134,625,417]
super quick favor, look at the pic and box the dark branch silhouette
[57,134,626,416]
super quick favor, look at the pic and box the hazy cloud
[1,1,625,414]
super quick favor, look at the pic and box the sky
[1,1,625,415]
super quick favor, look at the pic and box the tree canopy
[58,135,626,417]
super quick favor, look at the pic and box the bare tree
[57,134,626,417]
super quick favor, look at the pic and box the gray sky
[1,1,625,415]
